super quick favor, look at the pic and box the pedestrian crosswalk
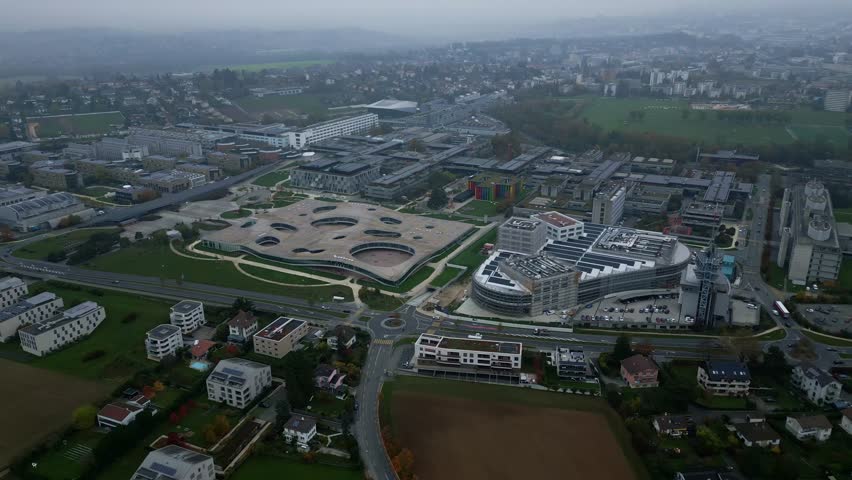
[426,319,443,334]
[372,338,394,345]
[63,443,92,462]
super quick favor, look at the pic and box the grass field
[801,329,852,347]
[577,97,852,150]
[231,455,361,480]
[252,170,291,187]
[235,93,333,117]
[359,266,434,294]
[457,200,499,217]
[835,208,852,223]
[448,227,497,272]
[382,376,646,480]
[13,227,121,261]
[30,111,125,138]
[240,264,326,286]
[221,209,252,219]
[207,59,334,73]
[429,266,465,288]
[0,359,113,469]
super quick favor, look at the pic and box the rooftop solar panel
[150,462,178,477]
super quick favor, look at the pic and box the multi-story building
[681,201,725,232]
[472,253,578,316]
[290,158,381,195]
[777,181,842,285]
[206,358,271,408]
[591,184,626,225]
[131,445,215,480]
[126,128,209,157]
[290,114,379,149]
[534,211,584,241]
[413,333,522,381]
[175,163,221,182]
[697,360,751,396]
[227,310,258,344]
[0,276,28,308]
[679,243,732,328]
[0,292,64,341]
[253,317,309,359]
[30,166,81,191]
[0,192,90,232]
[169,300,205,334]
[145,324,183,361]
[0,186,43,207]
[620,354,659,388]
[824,89,851,112]
[283,415,317,449]
[792,363,842,406]
[205,151,252,173]
[142,155,178,172]
[138,171,192,194]
[785,415,833,442]
[327,325,357,350]
[467,173,523,202]
[497,217,548,255]
[18,301,106,357]
[553,346,590,379]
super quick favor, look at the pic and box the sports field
[0,359,112,469]
[204,59,334,73]
[578,97,851,150]
[383,377,645,480]
[28,111,125,138]
[235,93,333,119]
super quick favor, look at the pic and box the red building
[620,354,659,388]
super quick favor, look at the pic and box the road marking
[372,339,393,345]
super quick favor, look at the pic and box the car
[354,401,359,411]
[834,360,845,365]
[827,347,837,352]
[260,401,270,408]
[806,308,815,313]
[772,310,779,316]
[785,322,792,328]
[321,306,328,310]
[113,280,120,284]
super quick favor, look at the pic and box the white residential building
[785,415,833,442]
[169,300,205,334]
[327,325,356,351]
[414,333,522,379]
[697,361,751,396]
[0,292,64,341]
[0,276,27,308]
[206,358,271,409]
[841,408,852,436]
[18,302,106,357]
[253,317,309,359]
[792,363,843,406]
[131,445,215,480]
[97,396,151,429]
[145,324,183,361]
[227,310,258,343]
[283,415,317,449]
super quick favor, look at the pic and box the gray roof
[0,292,58,323]
[171,300,202,314]
[1,192,79,220]
[703,361,750,382]
[284,415,317,434]
[147,324,182,340]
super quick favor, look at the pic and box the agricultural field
[205,59,334,73]
[382,376,645,480]
[577,97,851,150]
[0,359,113,469]
[235,93,334,118]
[28,111,125,138]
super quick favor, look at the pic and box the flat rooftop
[202,199,471,283]
[255,317,305,341]
[171,300,202,314]
[535,211,577,228]
[501,218,542,231]
[418,333,521,354]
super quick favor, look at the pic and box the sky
[0,0,845,37]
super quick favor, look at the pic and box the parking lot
[573,290,693,330]
[799,304,852,334]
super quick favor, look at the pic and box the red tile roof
[620,354,658,375]
[190,339,216,358]
[98,402,141,422]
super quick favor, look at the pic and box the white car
[806,308,815,313]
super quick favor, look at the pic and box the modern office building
[792,363,843,406]
[472,253,578,316]
[497,217,548,255]
[169,300,205,334]
[290,158,381,195]
[206,358,272,409]
[413,333,522,381]
[0,192,90,232]
[253,317,309,359]
[290,114,379,150]
[697,360,751,396]
[824,89,851,112]
[18,302,106,357]
[0,292,64,341]
[467,173,523,201]
[591,184,626,225]
[534,211,584,241]
[679,243,731,328]
[0,186,43,207]
[145,324,184,361]
[131,445,215,480]
[0,276,28,308]
[777,181,842,285]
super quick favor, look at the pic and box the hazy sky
[0,0,845,35]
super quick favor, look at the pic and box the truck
[774,301,790,319]
[467,333,483,340]
[332,296,344,302]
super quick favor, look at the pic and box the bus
[774,301,790,319]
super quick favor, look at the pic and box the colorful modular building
[467,174,523,201]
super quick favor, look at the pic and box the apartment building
[497,217,547,255]
[785,415,833,442]
[169,300,205,334]
[283,415,317,449]
[18,301,106,357]
[553,346,590,379]
[206,358,271,409]
[227,310,258,344]
[131,445,215,480]
[141,155,178,172]
[792,363,842,406]
[145,324,183,361]
[620,354,660,388]
[0,292,64,341]
[0,276,28,308]
[414,333,522,380]
[841,408,852,436]
[253,317,309,359]
[697,360,751,396]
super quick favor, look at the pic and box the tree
[695,425,725,456]
[231,297,254,315]
[213,415,230,437]
[274,399,292,431]
[72,404,97,430]
[427,187,447,210]
[134,231,144,240]
[613,334,633,363]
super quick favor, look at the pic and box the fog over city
[1,0,848,37]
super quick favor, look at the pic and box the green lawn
[31,111,125,138]
[419,212,490,226]
[308,396,349,418]
[359,290,404,311]
[235,93,334,117]
[230,455,361,480]
[210,59,334,73]
[457,200,499,217]
[252,170,291,187]
[755,328,787,341]
[838,258,852,287]
[359,266,434,294]
[801,329,852,347]
[429,266,465,288]
[22,282,172,381]
[244,256,347,280]
[32,429,105,480]
[381,376,649,480]
[221,209,252,219]
[13,227,121,261]
[835,208,852,223]
[240,264,326,286]
[448,227,497,271]
[83,186,115,198]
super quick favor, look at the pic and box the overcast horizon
[2,0,850,38]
